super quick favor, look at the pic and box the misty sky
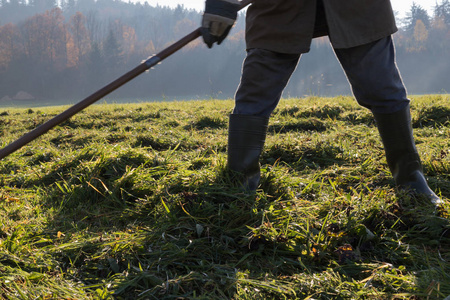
[147,0,436,18]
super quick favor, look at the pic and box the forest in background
[0,0,449,104]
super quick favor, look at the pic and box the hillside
[1,1,449,102]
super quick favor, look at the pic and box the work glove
[201,0,240,48]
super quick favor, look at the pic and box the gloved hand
[201,0,240,48]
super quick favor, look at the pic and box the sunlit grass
[0,95,449,299]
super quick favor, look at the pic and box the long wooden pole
[0,0,252,160]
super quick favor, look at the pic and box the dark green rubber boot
[373,105,442,205]
[227,114,269,191]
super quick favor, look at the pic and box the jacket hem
[330,28,398,49]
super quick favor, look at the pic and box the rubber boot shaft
[227,114,269,191]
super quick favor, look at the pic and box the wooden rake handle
[0,0,253,160]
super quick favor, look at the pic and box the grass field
[0,95,449,299]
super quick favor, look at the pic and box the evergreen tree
[61,0,76,13]
[434,0,450,25]
[85,41,104,91]
[103,28,122,75]
[406,2,431,31]
[32,0,57,11]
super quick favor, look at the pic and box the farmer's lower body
[227,36,441,204]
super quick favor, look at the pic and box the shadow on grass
[413,105,450,128]
[112,167,449,299]
[268,118,328,133]
[6,145,448,299]
[263,140,347,170]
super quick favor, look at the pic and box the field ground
[0,95,449,299]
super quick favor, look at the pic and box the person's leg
[229,48,300,190]
[334,36,408,114]
[233,48,301,117]
[334,37,441,204]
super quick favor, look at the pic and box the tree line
[0,0,449,104]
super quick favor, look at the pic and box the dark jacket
[245,0,398,53]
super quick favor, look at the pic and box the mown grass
[0,95,449,299]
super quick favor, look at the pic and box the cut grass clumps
[191,115,227,130]
[0,96,449,299]
[413,105,450,128]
